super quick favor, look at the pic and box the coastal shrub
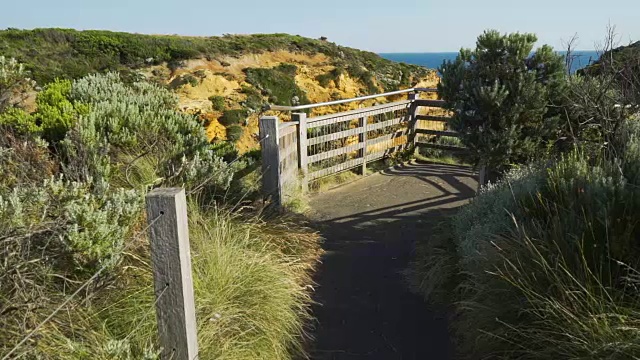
[558,69,636,158]
[61,73,237,192]
[0,69,321,359]
[315,67,344,87]
[219,109,247,127]
[412,119,640,358]
[209,95,225,111]
[0,56,33,111]
[244,66,309,106]
[226,124,244,142]
[581,41,640,105]
[240,85,264,111]
[346,64,379,94]
[438,30,566,183]
[36,79,90,143]
[0,126,56,191]
[0,28,430,90]
[0,107,39,135]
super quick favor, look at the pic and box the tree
[438,30,566,184]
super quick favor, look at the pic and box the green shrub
[413,121,640,358]
[346,64,379,94]
[61,73,237,193]
[0,56,33,111]
[209,95,225,111]
[438,30,566,181]
[315,67,343,87]
[226,124,244,142]
[0,107,39,135]
[244,66,309,106]
[219,109,247,127]
[240,85,264,111]
[274,63,298,77]
[36,79,90,143]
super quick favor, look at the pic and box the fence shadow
[306,161,477,360]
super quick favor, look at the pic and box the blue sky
[1,0,638,52]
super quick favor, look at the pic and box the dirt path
[307,161,478,360]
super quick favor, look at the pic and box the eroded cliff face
[142,51,439,152]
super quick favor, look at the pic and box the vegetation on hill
[0,28,435,150]
[0,28,430,92]
[0,66,321,359]
[411,30,640,359]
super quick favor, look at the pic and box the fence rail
[260,88,463,206]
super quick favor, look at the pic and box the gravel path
[307,161,477,360]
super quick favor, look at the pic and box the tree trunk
[477,164,500,193]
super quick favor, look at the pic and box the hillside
[0,29,438,151]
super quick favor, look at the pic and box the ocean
[379,51,600,74]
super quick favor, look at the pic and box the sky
[1,0,639,52]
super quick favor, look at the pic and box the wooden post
[408,92,420,154]
[259,116,282,206]
[359,116,368,175]
[292,113,308,192]
[145,188,198,360]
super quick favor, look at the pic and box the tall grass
[410,121,640,358]
[1,205,321,359]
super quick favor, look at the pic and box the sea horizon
[379,50,600,73]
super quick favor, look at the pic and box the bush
[61,73,237,192]
[412,120,640,358]
[240,85,264,111]
[244,66,309,106]
[0,107,39,135]
[0,56,33,111]
[438,30,566,182]
[36,79,90,143]
[219,109,247,127]
[0,126,57,191]
[209,95,225,111]
[226,124,244,142]
[315,67,343,87]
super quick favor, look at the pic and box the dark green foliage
[315,67,343,87]
[581,41,640,104]
[226,125,244,142]
[240,85,264,111]
[274,63,298,77]
[209,95,225,111]
[346,64,379,94]
[0,28,430,88]
[438,30,566,177]
[244,66,309,106]
[210,141,239,162]
[219,109,247,126]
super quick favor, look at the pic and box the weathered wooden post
[259,116,283,206]
[145,188,198,360]
[292,113,308,191]
[359,116,368,175]
[408,92,420,154]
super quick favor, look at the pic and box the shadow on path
[307,161,477,360]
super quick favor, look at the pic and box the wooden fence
[260,89,464,206]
